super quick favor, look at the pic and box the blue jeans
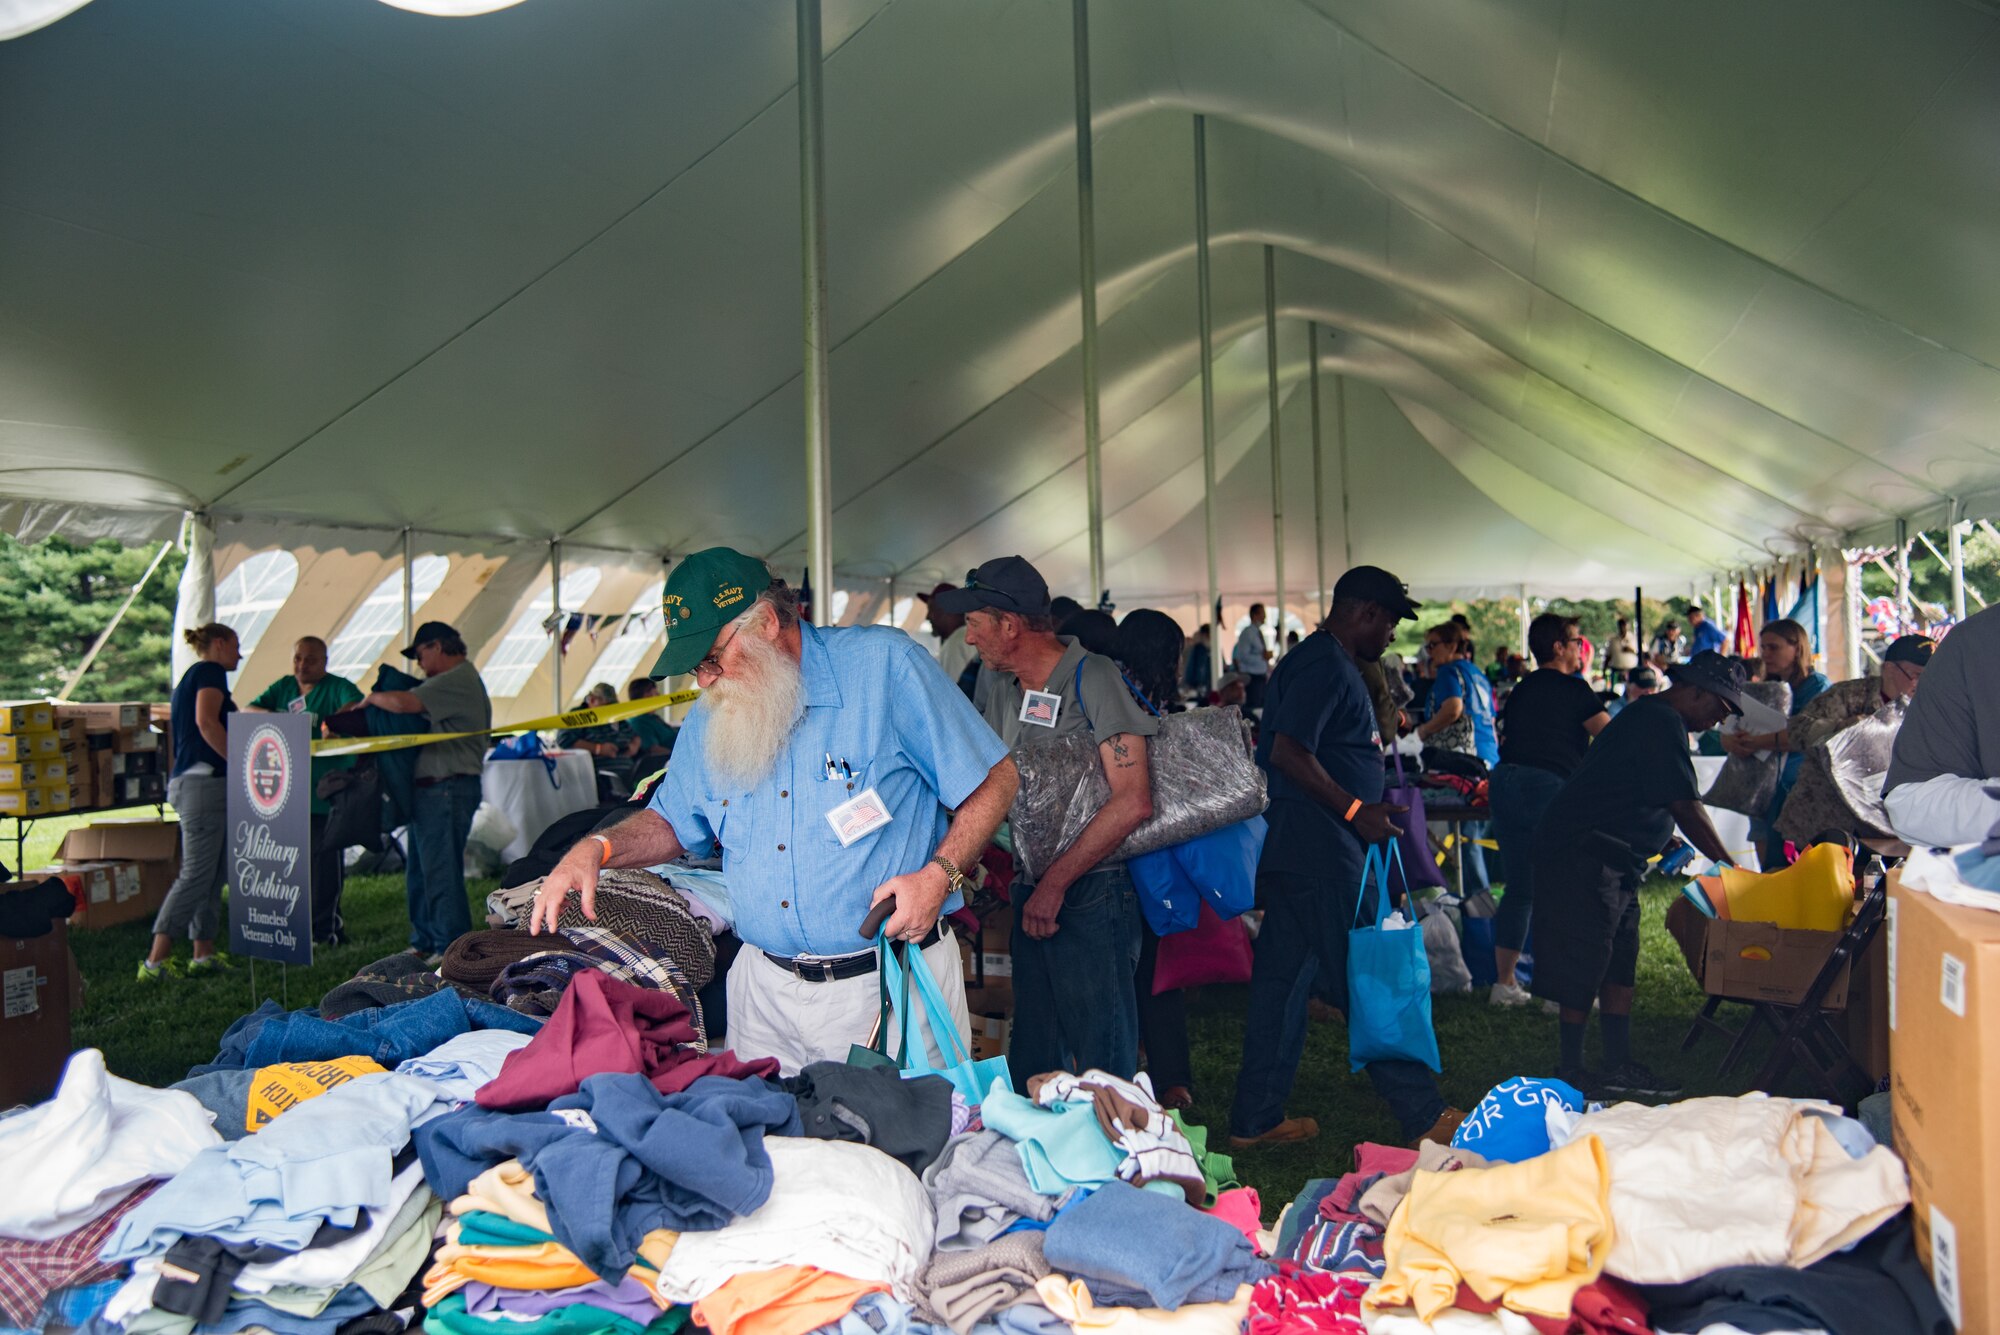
[405,774,480,953]
[1488,764,1566,953]
[1231,856,1446,1142]
[1008,864,1142,1089]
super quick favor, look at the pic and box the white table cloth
[481,748,597,863]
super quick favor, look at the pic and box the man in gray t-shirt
[363,620,494,959]
[937,556,1159,1087]
[1885,603,2000,847]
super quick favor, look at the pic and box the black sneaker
[1556,1066,1607,1100]
[1599,1060,1683,1100]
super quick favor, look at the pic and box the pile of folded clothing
[1261,1077,1944,1335]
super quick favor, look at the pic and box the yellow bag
[1696,842,1854,932]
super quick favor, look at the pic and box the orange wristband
[590,834,613,866]
[1343,798,1363,822]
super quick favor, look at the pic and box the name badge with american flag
[825,787,893,847]
[1019,689,1063,728]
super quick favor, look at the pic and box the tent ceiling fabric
[6,0,2000,600]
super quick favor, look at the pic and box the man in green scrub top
[626,677,679,758]
[246,635,363,943]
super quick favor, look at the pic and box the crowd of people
[41,543,1995,1335]
[144,551,2000,1135]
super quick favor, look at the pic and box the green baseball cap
[649,546,774,679]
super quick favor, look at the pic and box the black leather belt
[763,922,943,983]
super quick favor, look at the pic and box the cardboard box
[0,787,48,816]
[1843,921,1890,1083]
[0,703,54,734]
[111,751,159,776]
[111,727,160,754]
[967,1013,1011,1063]
[29,732,59,759]
[1663,895,1850,1008]
[42,785,70,814]
[0,899,74,1108]
[1889,879,2000,1332]
[962,910,1014,1015]
[56,821,179,924]
[54,702,144,731]
[93,751,113,803]
[114,773,167,805]
[0,761,39,789]
[56,720,80,744]
[0,735,35,761]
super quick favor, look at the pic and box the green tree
[1858,528,2000,624]
[0,534,185,703]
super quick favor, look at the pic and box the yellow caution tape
[310,690,699,757]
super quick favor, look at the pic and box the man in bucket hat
[1530,650,1744,1101]
[529,548,1017,1072]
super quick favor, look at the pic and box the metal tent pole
[1635,587,1644,663]
[61,540,173,701]
[1335,371,1352,569]
[549,540,564,712]
[1072,0,1104,602]
[798,0,834,616]
[1194,115,1219,647]
[1308,320,1327,616]
[401,527,416,650]
[1263,245,1285,649]
[1894,518,1911,632]
[1949,498,1967,622]
[1519,585,1531,658]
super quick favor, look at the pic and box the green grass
[65,865,500,1088]
[58,863,1780,1209]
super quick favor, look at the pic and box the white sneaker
[1489,981,1534,1007]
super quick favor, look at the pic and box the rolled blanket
[486,869,716,989]
[440,930,551,991]
[321,952,445,1020]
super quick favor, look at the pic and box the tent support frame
[1264,244,1285,648]
[1309,320,1326,615]
[798,0,834,615]
[1072,0,1104,604]
[1194,114,1219,644]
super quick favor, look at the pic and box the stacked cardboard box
[958,906,1014,1061]
[0,882,78,1107]
[1888,876,2000,1332]
[54,704,161,810]
[45,820,181,929]
[0,702,64,816]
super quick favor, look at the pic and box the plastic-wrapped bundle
[1008,706,1266,881]
[1700,680,1792,815]
[1777,700,1905,843]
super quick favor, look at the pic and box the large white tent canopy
[8,0,2000,705]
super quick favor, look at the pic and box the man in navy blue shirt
[1228,566,1461,1150]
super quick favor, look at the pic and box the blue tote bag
[878,937,1014,1108]
[1347,843,1442,1073]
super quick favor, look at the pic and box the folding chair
[1749,873,1886,1104]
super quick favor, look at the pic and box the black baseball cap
[1332,565,1421,620]
[1667,650,1746,715]
[401,620,461,658]
[1883,634,1935,668]
[1629,666,1659,689]
[927,557,1052,618]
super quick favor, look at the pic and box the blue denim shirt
[651,623,1008,958]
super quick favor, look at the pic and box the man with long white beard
[529,547,1017,1072]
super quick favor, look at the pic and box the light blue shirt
[1430,659,1500,766]
[650,622,1008,958]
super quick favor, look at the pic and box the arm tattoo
[1110,736,1136,768]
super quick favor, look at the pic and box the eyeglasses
[695,622,744,679]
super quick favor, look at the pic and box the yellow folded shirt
[423,1225,678,1309]
[1034,1276,1251,1335]
[450,1160,556,1236]
[1369,1134,1614,1322]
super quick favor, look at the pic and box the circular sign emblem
[244,723,291,821]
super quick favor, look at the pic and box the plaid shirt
[0,1185,155,1327]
